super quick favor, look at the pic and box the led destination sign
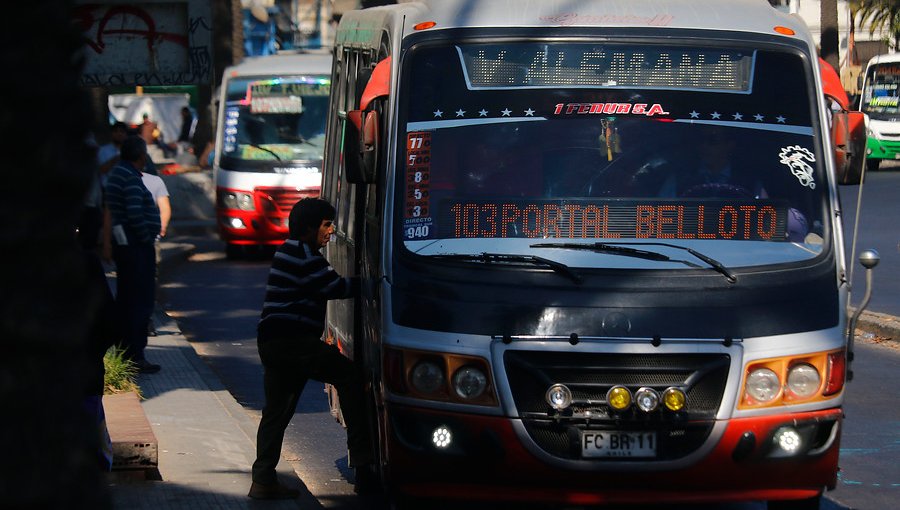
[433,199,789,241]
[248,79,330,114]
[459,43,752,91]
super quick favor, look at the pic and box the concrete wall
[74,0,213,87]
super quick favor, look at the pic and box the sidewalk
[104,234,321,509]
[104,232,899,510]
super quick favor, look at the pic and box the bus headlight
[221,191,255,211]
[772,426,802,455]
[410,360,444,394]
[635,387,660,412]
[545,384,572,411]
[786,363,821,399]
[662,387,686,411]
[606,386,632,411]
[452,366,487,399]
[745,368,781,403]
[432,426,452,449]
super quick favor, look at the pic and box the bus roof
[345,0,811,46]
[865,52,900,67]
[223,50,333,79]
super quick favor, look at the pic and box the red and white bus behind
[213,50,332,256]
[321,1,875,508]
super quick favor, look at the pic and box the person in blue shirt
[104,135,161,374]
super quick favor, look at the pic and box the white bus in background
[859,53,900,172]
[213,50,332,257]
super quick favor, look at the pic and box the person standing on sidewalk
[249,198,374,500]
[104,135,161,374]
[140,164,171,337]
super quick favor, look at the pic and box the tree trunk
[821,0,841,70]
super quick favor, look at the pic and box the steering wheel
[680,182,754,198]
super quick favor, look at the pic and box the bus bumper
[217,208,289,246]
[867,135,900,161]
[382,403,840,505]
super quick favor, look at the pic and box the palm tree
[856,0,900,49]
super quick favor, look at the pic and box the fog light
[411,361,444,394]
[432,426,452,448]
[745,368,781,404]
[635,387,659,412]
[606,386,632,411]
[546,384,572,411]
[662,387,686,411]
[228,217,246,229]
[773,426,802,455]
[786,363,821,399]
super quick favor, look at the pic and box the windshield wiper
[248,143,282,160]
[530,241,736,283]
[430,252,582,284]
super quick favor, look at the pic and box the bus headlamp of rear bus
[219,191,255,211]
[383,347,498,407]
[739,349,843,409]
[226,217,247,229]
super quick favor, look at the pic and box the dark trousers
[112,243,156,362]
[251,334,373,485]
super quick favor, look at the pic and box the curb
[856,310,900,342]
[104,392,160,480]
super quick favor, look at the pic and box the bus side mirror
[831,106,867,185]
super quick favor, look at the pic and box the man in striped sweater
[249,198,373,499]
[104,135,161,374]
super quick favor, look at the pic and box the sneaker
[247,481,300,500]
[135,360,161,374]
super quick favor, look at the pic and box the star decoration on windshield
[776,115,786,123]
[433,109,443,118]
[689,111,700,118]
[524,108,535,116]
[732,112,743,120]
[479,109,488,117]
[501,108,512,116]
[754,114,765,121]
[711,111,722,119]
[455,109,466,117]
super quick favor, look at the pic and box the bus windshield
[220,75,330,169]
[860,61,900,121]
[397,41,828,270]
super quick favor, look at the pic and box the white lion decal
[778,146,816,189]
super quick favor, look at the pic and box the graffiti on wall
[75,2,212,86]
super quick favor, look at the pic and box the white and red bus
[320,1,874,508]
[213,50,332,257]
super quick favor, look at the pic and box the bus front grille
[255,187,320,216]
[503,351,729,461]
